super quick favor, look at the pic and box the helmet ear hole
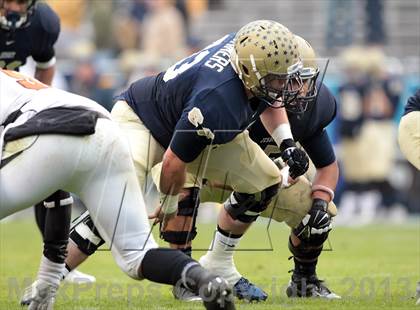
[241,64,249,76]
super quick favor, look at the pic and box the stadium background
[1,1,419,309]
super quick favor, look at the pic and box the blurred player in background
[0,0,94,283]
[0,0,56,80]
[0,69,236,310]
[337,46,404,224]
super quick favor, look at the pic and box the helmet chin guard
[285,35,321,114]
[0,0,37,31]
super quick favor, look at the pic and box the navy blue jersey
[0,3,60,70]
[404,89,420,115]
[118,33,254,162]
[249,82,337,168]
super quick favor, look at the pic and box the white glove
[280,166,291,188]
[27,280,57,310]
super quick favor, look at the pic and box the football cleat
[21,280,57,310]
[233,277,268,302]
[172,284,202,302]
[201,276,236,310]
[286,274,341,299]
[64,269,96,284]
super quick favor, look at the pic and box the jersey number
[1,69,48,90]
[163,50,210,82]
[163,35,229,82]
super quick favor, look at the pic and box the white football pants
[0,118,158,279]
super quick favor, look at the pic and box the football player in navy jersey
[193,35,340,300]
[0,0,94,285]
[24,20,311,304]
[107,34,337,302]
[150,35,339,301]
[0,0,58,82]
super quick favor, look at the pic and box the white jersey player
[0,69,235,310]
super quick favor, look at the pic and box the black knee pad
[160,187,200,245]
[224,183,279,223]
[177,187,200,217]
[160,229,198,245]
[69,211,105,256]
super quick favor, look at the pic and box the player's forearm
[160,166,186,196]
[159,147,186,196]
[312,160,339,202]
[260,107,291,143]
[35,66,55,86]
[260,107,297,151]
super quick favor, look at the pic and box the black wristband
[279,138,296,152]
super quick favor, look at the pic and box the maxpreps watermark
[6,276,418,303]
[8,277,163,303]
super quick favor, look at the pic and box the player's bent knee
[224,183,279,223]
[69,212,105,256]
[117,243,160,280]
[117,254,145,280]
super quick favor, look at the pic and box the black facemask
[5,10,21,31]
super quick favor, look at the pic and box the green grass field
[0,219,419,309]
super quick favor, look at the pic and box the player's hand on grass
[25,280,57,310]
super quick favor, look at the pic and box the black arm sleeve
[170,115,210,163]
[31,4,60,63]
[300,129,336,168]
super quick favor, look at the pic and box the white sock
[37,255,65,287]
[212,230,242,251]
[200,230,242,285]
